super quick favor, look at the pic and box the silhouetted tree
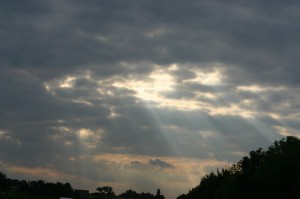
[0,173,75,199]
[177,136,300,199]
[96,186,116,199]
[119,189,138,198]
[155,189,164,199]
[0,172,9,191]
[119,189,165,199]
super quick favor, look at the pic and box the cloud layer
[1,1,300,198]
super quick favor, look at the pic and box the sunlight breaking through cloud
[2,1,300,198]
[112,64,227,111]
[112,66,175,103]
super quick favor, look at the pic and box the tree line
[0,173,164,199]
[177,136,300,199]
[0,176,73,199]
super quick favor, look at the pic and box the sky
[1,1,300,198]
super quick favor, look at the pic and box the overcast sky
[1,1,300,198]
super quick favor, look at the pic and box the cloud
[148,159,175,169]
[1,0,300,84]
[1,1,300,199]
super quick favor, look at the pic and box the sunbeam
[2,1,300,198]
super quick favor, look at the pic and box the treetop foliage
[0,172,164,199]
[177,136,300,199]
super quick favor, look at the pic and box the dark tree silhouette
[0,172,8,191]
[155,189,164,199]
[95,186,116,199]
[177,136,300,199]
[118,189,165,199]
[119,189,138,198]
[0,174,75,199]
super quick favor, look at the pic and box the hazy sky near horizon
[1,1,300,198]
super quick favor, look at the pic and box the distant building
[74,189,89,199]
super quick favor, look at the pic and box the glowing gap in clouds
[112,67,175,103]
[112,64,225,111]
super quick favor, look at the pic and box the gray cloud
[1,1,300,198]
[148,159,175,169]
[1,0,300,84]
